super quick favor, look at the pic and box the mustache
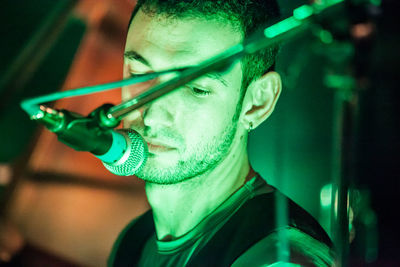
[124,119,184,148]
[143,126,185,148]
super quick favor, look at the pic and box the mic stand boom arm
[21,0,344,129]
[106,0,345,121]
[19,0,347,171]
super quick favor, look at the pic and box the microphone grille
[103,129,147,176]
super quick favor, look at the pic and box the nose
[122,68,181,131]
[121,75,160,128]
[143,93,176,130]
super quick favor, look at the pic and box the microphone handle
[36,106,114,155]
[34,105,147,176]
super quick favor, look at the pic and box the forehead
[126,9,243,70]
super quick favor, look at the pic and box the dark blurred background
[0,0,399,266]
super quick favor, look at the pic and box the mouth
[146,140,175,153]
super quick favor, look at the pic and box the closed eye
[130,72,144,77]
[189,86,211,97]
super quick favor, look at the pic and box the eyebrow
[203,72,228,87]
[124,50,151,67]
[124,50,228,87]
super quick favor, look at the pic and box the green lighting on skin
[123,9,264,239]
[124,10,245,185]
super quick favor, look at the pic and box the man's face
[123,10,244,184]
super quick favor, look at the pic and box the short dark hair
[129,0,280,97]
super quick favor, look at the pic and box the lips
[145,139,175,152]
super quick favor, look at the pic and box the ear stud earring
[248,121,253,132]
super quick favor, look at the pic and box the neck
[145,137,253,240]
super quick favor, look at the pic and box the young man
[109,0,335,266]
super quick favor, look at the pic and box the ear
[240,71,281,130]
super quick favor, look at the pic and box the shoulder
[232,227,336,267]
[189,189,335,266]
[229,188,336,266]
[241,190,333,248]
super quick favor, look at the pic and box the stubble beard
[135,121,238,185]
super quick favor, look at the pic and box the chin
[136,162,199,185]
[147,153,179,168]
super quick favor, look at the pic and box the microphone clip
[34,104,120,155]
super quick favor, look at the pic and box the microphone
[99,128,148,176]
[31,104,147,176]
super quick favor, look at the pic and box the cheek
[122,109,143,129]
[121,87,131,102]
[180,105,233,145]
[123,63,130,78]
[122,80,159,101]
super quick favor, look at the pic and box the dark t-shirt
[109,176,335,266]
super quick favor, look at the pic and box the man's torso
[109,176,335,266]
